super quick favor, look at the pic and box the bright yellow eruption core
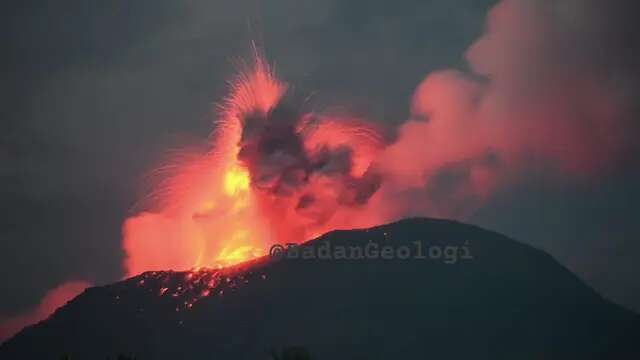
[224,165,250,196]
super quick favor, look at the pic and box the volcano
[1,218,638,359]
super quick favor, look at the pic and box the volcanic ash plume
[123,0,637,276]
[122,57,386,275]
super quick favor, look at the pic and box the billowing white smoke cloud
[377,0,636,219]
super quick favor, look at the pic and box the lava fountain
[122,55,386,276]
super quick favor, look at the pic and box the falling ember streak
[121,54,386,276]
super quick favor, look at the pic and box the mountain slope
[1,218,638,359]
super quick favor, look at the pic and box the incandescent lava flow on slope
[122,55,388,276]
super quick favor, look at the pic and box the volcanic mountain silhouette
[1,218,639,359]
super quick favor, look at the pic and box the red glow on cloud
[0,281,91,343]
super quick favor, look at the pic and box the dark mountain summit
[1,218,638,359]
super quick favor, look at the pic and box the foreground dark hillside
[1,218,638,359]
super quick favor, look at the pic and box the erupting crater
[122,54,388,276]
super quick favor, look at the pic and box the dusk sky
[2,0,639,335]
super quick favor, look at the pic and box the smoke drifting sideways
[122,56,389,275]
[379,0,637,218]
